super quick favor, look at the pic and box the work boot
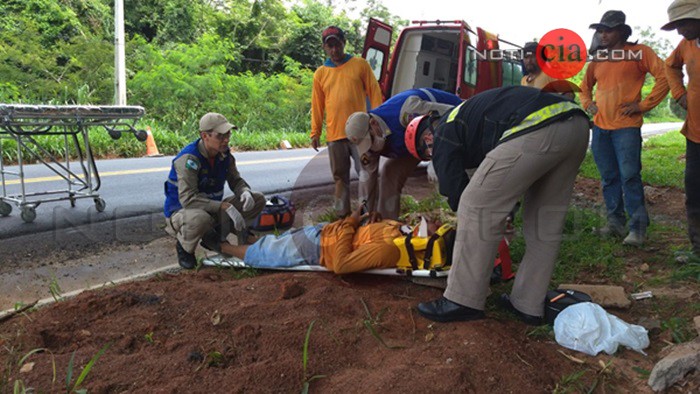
[498,294,545,326]
[623,231,645,247]
[200,229,222,253]
[176,241,197,270]
[598,222,626,238]
[416,297,485,322]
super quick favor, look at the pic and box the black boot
[200,229,222,253]
[498,294,544,326]
[176,241,197,269]
[416,297,485,322]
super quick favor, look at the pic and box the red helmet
[405,115,431,161]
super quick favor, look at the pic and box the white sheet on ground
[202,254,448,278]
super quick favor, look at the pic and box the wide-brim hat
[589,10,631,32]
[661,0,700,30]
[345,112,373,156]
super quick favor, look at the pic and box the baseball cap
[523,41,538,56]
[322,26,345,44]
[345,112,372,156]
[199,112,237,134]
[661,0,700,30]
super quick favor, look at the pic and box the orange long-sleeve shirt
[521,72,557,89]
[580,44,669,130]
[311,56,383,142]
[319,217,402,274]
[666,38,700,142]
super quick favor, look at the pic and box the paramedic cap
[322,26,346,44]
[345,112,373,156]
[661,0,700,30]
[199,112,237,134]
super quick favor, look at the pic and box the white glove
[225,205,246,232]
[427,161,439,184]
[240,190,254,212]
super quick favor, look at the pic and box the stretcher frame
[0,104,146,222]
[202,254,450,278]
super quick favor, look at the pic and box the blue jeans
[244,224,326,268]
[591,126,648,233]
[685,139,700,253]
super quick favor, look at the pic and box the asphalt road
[0,147,352,239]
[0,122,683,240]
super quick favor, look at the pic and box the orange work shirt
[320,217,402,274]
[310,57,383,142]
[666,38,700,142]
[580,44,669,130]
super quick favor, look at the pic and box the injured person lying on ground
[199,203,443,274]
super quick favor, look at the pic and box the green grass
[399,192,454,224]
[506,207,626,285]
[642,131,686,188]
[0,119,320,164]
[579,130,686,188]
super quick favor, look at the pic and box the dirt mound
[1,176,696,392]
[2,271,610,392]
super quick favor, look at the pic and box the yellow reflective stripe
[500,101,582,140]
[446,101,466,123]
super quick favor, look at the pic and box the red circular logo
[536,28,587,80]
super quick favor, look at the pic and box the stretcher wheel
[134,129,148,142]
[0,201,11,217]
[94,198,106,212]
[108,129,122,140]
[20,206,36,223]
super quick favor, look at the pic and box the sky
[349,0,682,55]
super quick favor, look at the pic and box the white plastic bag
[553,302,649,356]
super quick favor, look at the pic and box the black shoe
[200,230,222,253]
[498,294,545,326]
[416,297,485,322]
[176,241,197,270]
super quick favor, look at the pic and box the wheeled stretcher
[0,104,145,222]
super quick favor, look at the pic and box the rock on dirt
[648,339,700,391]
[558,284,631,309]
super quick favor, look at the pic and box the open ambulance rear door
[362,18,393,96]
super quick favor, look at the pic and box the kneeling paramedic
[201,203,443,275]
[164,113,266,269]
[406,86,589,325]
[344,88,462,219]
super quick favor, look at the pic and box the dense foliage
[0,1,680,159]
[0,0,407,151]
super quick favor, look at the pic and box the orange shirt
[311,57,383,142]
[580,44,669,130]
[666,38,700,142]
[520,72,557,89]
[320,217,402,274]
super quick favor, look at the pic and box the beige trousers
[165,191,266,253]
[327,139,361,217]
[444,116,589,316]
[360,154,421,220]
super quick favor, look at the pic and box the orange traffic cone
[145,126,162,157]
